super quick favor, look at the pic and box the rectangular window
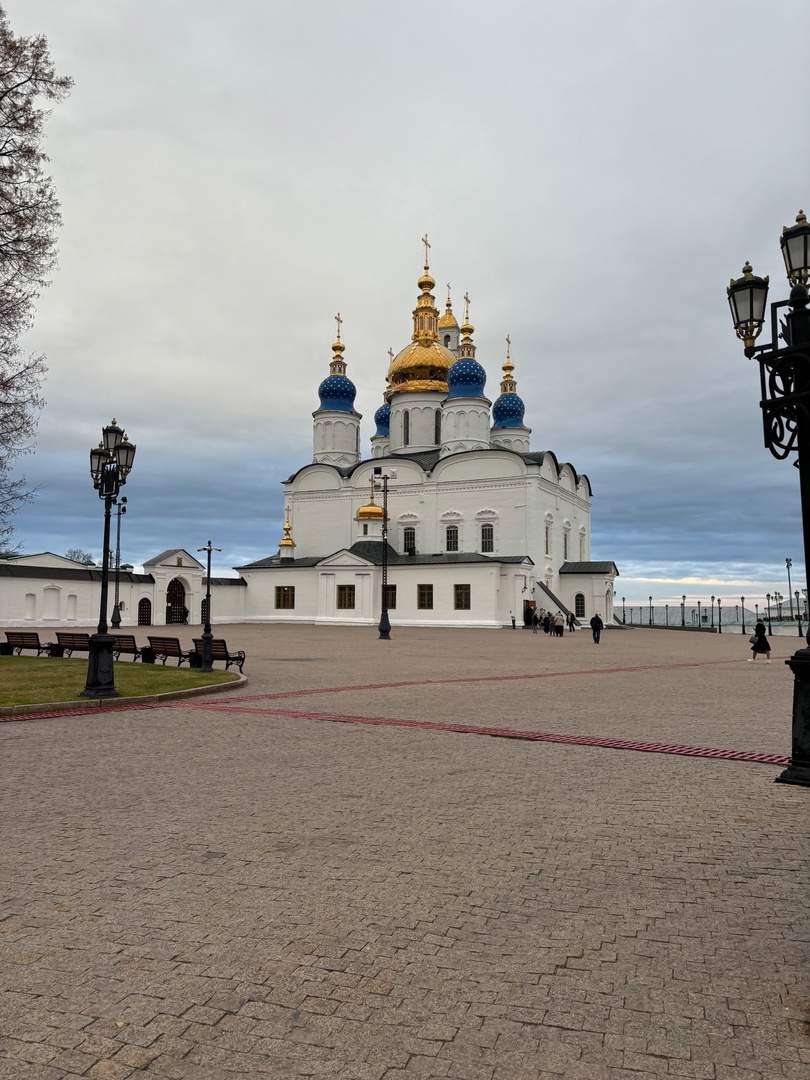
[563,532,569,560]
[417,584,433,610]
[275,586,295,609]
[337,584,356,609]
[385,584,397,610]
[544,524,551,556]
[446,524,459,552]
[454,584,471,610]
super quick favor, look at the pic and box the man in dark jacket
[590,613,604,644]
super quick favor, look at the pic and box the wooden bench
[5,631,52,656]
[147,635,192,666]
[111,634,142,661]
[55,632,92,657]
[193,638,246,673]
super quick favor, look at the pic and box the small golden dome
[438,296,458,329]
[356,494,384,520]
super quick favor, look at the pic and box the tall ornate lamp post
[717,598,722,633]
[681,594,686,627]
[710,594,715,628]
[787,558,794,620]
[110,496,127,629]
[373,466,395,640]
[727,208,810,785]
[81,420,136,699]
[622,596,626,624]
[197,540,221,672]
[741,596,746,635]
[766,593,773,634]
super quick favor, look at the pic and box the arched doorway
[166,578,187,624]
[138,598,152,626]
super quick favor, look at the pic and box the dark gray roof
[0,565,154,583]
[559,561,619,575]
[236,543,532,570]
[203,576,247,587]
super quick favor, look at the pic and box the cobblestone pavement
[1,624,809,1079]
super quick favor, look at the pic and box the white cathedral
[0,249,618,630]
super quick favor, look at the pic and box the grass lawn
[0,656,239,707]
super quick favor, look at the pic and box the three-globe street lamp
[197,540,221,672]
[110,496,127,629]
[81,420,136,698]
[373,466,395,640]
[727,207,810,785]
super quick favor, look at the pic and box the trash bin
[47,644,65,658]
[140,647,155,664]
[189,650,202,669]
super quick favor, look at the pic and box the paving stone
[1,623,808,1079]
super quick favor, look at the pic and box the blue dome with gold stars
[492,392,525,428]
[317,373,356,412]
[447,358,487,399]
[374,401,391,436]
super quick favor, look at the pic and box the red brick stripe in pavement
[185,701,790,766]
[1,656,789,766]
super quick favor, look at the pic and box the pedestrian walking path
[1,625,808,1079]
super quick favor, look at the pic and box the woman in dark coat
[748,620,771,663]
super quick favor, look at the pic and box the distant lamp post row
[727,207,810,786]
[81,420,136,699]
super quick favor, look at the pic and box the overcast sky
[5,0,810,606]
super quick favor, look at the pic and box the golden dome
[387,241,456,395]
[356,493,384,520]
[438,295,458,329]
[387,339,456,394]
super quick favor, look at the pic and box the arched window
[444,334,451,348]
[434,409,441,445]
[563,531,570,560]
[544,523,552,556]
[403,410,410,446]
[446,525,459,552]
[403,527,416,554]
[575,593,586,618]
[481,523,494,552]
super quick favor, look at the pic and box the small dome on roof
[446,358,487,399]
[317,373,356,412]
[374,400,391,436]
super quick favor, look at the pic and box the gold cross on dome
[334,312,343,340]
[505,333,511,356]
[388,347,394,363]
[422,233,430,263]
[446,282,451,301]
[463,291,470,322]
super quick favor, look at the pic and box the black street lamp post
[622,596,626,624]
[697,599,702,626]
[373,466,394,640]
[717,598,722,633]
[787,558,794,620]
[197,541,221,672]
[741,596,746,635]
[727,208,810,785]
[81,420,136,699]
[766,593,773,634]
[110,496,127,629]
[648,595,653,626]
[665,603,669,626]
[711,595,715,628]
[797,591,803,638]
[681,595,686,627]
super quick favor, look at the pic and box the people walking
[748,619,772,663]
[554,611,565,637]
[567,611,576,633]
[531,607,540,634]
[543,612,551,635]
[590,612,604,644]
